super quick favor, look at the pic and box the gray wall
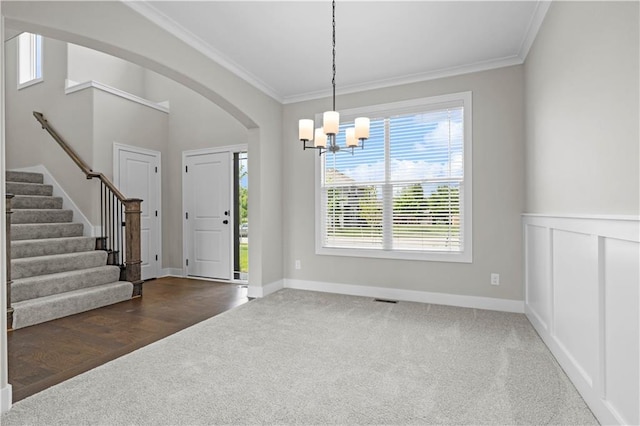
[524,1,639,215]
[3,1,284,288]
[283,65,526,301]
[7,33,249,270]
[5,36,96,219]
[143,70,248,269]
[67,43,145,97]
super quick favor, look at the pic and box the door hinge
[155,254,158,261]
[155,210,158,217]
[185,212,189,220]
[185,165,188,173]
[155,166,158,173]
[186,259,189,266]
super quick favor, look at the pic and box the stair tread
[11,209,74,224]
[11,265,122,303]
[6,171,44,184]
[11,195,63,210]
[11,281,133,329]
[11,236,95,246]
[11,222,84,240]
[12,250,106,264]
[11,250,108,279]
[11,236,97,259]
[12,265,120,284]
[13,281,131,306]
[6,182,54,196]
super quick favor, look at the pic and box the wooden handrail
[32,111,144,297]
[33,111,128,202]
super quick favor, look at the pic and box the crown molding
[517,0,552,62]
[282,55,523,104]
[123,0,283,103]
[124,0,549,106]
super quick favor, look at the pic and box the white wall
[524,2,640,424]
[283,65,525,305]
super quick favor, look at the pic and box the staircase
[7,170,133,330]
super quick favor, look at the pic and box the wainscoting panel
[604,238,640,425]
[523,214,639,425]
[552,230,599,387]
[524,224,551,331]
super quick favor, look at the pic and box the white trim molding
[523,213,640,426]
[248,280,284,299]
[11,165,96,237]
[0,384,11,414]
[65,79,170,114]
[517,1,552,62]
[284,279,525,313]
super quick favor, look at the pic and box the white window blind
[17,32,43,87]
[319,95,470,260]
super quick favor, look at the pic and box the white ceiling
[129,1,550,104]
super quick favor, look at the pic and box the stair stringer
[10,165,96,237]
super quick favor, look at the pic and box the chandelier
[298,0,370,155]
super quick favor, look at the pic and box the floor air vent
[374,298,398,304]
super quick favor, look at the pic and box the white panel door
[117,146,160,280]
[184,152,231,280]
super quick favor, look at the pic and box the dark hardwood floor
[8,277,248,402]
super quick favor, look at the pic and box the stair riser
[6,171,43,184]
[12,196,63,210]
[6,182,53,196]
[12,209,73,224]
[11,237,97,259]
[11,223,84,240]
[11,281,133,329]
[12,251,108,280]
[12,266,121,302]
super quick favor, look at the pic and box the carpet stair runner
[7,170,133,329]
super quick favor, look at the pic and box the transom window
[316,92,472,263]
[17,32,43,89]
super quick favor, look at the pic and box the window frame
[315,91,473,263]
[17,32,43,90]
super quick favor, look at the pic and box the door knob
[223,220,229,224]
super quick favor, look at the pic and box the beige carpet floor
[2,289,598,425]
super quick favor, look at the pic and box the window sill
[17,77,44,90]
[316,246,472,263]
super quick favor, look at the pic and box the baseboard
[248,280,284,298]
[284,279,525,313]
[158,268,184,278]
[11,165,96,237]
[0,383,12,414]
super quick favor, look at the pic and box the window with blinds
[318,93,472,262]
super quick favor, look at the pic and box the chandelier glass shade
[298,0,370,155]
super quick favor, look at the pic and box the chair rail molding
[523,213,640,426]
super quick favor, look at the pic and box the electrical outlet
[295,260,301,270]
[491,273,500,286]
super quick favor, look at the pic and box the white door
[115,145,161,280]
[184,152,231,280]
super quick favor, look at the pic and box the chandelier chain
[332,0,336,111]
